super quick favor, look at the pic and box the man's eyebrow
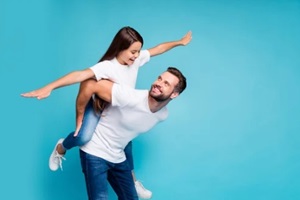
[164,80,170,86]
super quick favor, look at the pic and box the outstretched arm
[21,68,95,100]
[148,31,192,57]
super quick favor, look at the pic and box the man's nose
[155,83,162,88]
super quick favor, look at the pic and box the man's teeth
[153,86,161,93]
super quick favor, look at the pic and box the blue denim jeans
[62,99,134,170]
[62,99,100,149]
[80,150,138,200]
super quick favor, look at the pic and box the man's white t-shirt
[90,50,150,87]
[80,84,169,163]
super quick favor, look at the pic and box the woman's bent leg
[63,99,100,150]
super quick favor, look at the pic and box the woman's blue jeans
[62,99,134,170]
[80,150,138,200]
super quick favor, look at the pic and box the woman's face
[116,41,142,66]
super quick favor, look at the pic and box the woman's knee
[77,134,93,146]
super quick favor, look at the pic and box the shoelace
[54,151,66,171]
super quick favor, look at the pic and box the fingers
[21,91,41,99]
[181,31,192,45]
[73,128,80,137]
[37,96,44,100]
[73,132,78,137]
[20,91,37,98]
[20,93,44,100]
[21,89,50,100]
[186,31,192,40]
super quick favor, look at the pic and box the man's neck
[148,96,170,113]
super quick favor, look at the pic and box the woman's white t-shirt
[90,50,150,88]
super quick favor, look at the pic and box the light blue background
[1,0,300,199]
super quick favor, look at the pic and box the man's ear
[170,91,179,100]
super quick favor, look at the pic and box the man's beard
[149,85,172,102]
[151,93,172,102]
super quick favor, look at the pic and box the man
[69,67,186,200]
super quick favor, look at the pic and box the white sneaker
[49,138,66,171]
[135,180,152,199]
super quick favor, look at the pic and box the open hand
[74,115,83,137]
[181,31,192,46]
[21,87,52,100]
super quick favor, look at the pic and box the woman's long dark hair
[99,26,144,62]
[94,26,144,113]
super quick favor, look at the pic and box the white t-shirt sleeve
[135,50,150,68]
[111,83,134,107]
[89,61,113,81]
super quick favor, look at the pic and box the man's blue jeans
[80,150,138,200]
[62,99,134,170]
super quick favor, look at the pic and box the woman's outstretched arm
[21,68,95,100]
[148,31,192,57]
